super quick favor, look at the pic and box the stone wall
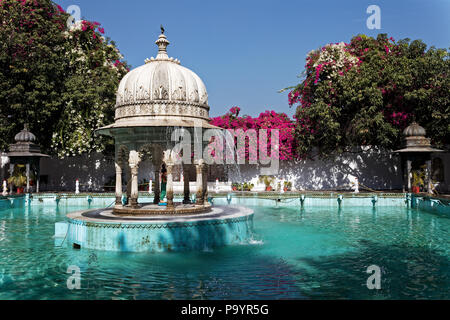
[226,149,404,191]
[1,150,448,193]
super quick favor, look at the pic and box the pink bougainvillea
[288,34,416,137]
[209,107,296,161]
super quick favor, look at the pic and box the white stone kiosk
[97,28,220,215]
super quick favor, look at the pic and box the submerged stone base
[64,206,254,252]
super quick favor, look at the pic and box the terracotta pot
[283,187,288,192]
[232,187,237,191]
[16,187,24,194]
[265,186,273,192]
[412,186,420,194]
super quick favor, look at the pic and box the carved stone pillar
[426,159,432,194]
[166,163,174,208]
[128,150,141,208]
[195,160,205,205]
[115,162,123,206]
[9,164,13,195]
[182,164,190,204]
[36,166,40,193]
[406,159,412,192]
[26,163,30,193]
[130,165,139,208]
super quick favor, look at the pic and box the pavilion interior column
[152,146,163,204]
[115,161,123,206]
[128,150,141,208]
[125,167,131,205]
[166,162,174,208]
[182,164,190,204]
[406,159,412,192]
[195,160,204,205]
[153,167,160,204]
[426,159,432,194]
[26,163,30,193]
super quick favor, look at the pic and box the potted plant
[283,181,292,192]
[411,170,425,194]
[242,182,254,191]
[259,175,274,191]
[7,165,27,194]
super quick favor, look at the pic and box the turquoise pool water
[0,200,449,299]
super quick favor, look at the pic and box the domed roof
[113,30,211,126]
[394,121,444,153]
[14,124,36,143]
[403,122,426,137]
[7,124,49,158]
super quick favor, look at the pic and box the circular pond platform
[66,206,254,252]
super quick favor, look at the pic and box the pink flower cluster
[314,63,327,84]
[390,111,409,125]
[288,90,300,105]
[2,0,68,61]
[210,107,296,160]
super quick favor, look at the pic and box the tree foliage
[0,0,128,157]
[0,0,67,152]
[288,34,449,158]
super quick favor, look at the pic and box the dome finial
[155,26,170,59]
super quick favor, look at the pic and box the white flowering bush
[306,42,360,83]
[51,19,129,158]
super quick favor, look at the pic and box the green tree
[0,0,128,158]
[287,34,449,158]
[0,0,67,151]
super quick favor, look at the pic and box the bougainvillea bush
[0,0,128,158]
[209,107,296,161]
[287,34,449,158]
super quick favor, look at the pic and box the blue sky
[56,0,449,117]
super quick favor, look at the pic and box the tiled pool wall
[412,195,450,218]
[64,209,254,252]
[1,192,449,217]
[0,195,25,210]
[214,193,408,208]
